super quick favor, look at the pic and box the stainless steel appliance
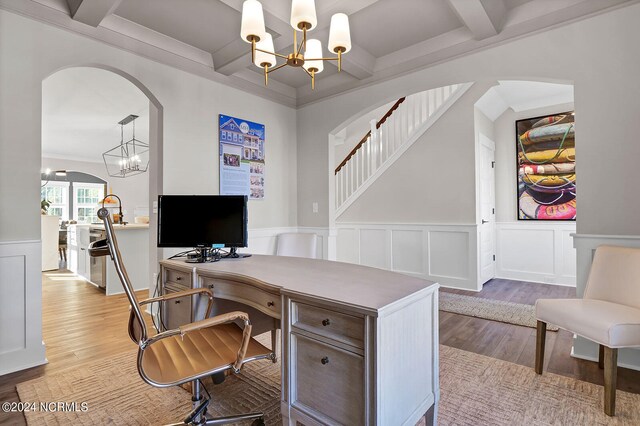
[89,230,106,288]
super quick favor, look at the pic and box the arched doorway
[41,65,163,301]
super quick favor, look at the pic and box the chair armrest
[140,287,213,305]
[140,288,214,318]
[178,311,253,372]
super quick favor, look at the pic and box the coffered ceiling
[6,0,638,107]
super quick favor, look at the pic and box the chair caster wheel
[251,418,265,426]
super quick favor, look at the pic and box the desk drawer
[292,302,364,349]
[165,268,191,287]
[292,333,364,425]
[162,286,192,330]
[204,278,281,318]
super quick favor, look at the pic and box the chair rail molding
[572,233,640,371]
[0,240,47,375]
[495,222,577,287]
[335,222,481,291]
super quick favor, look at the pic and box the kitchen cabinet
[68,224,150,295]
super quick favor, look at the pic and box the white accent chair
[276,233,318,258]
[535,245,640,416]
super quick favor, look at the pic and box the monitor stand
[222,247,251,259]
[185,247,213,263]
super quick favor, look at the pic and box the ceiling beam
[66,0,122,27]
[446,0,506,40]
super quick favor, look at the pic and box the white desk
[160,255,439,425]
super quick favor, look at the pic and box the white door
[479,134,496,284]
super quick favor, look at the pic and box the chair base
[165,405,264,426]
[164,379,265,426]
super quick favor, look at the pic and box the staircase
[334,82,473,217]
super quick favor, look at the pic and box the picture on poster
[516,112,575,220]
[219,114,265,199]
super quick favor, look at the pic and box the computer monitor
[157,195,248,258]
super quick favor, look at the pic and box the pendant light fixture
[103,114,149,178]
[240,0,351,89]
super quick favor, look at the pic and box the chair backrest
[96,207,148,344]
[584,245,640,309]
[276,233,318,258]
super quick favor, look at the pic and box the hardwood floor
[441,279,640,395]
[1,274,638,425]
[0,271,153,425]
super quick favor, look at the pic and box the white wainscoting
[0,240,47,376]
[335,223,480,290]
[495,222,576,286]
[572,234,640,371]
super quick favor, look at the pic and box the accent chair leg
[535,320,546,374]
[598,344,605,369]
[603,346,618,416]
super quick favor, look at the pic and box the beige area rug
[18,342,640,425]
[440,291,560,331]
[439,345,640,425]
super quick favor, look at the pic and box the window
[73,183,106,224]
[41,181,69,220]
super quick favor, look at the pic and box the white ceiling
[475,80,574,121]
[42,67,150,162]
[12,0,639,106]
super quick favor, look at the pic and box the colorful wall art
[516,112,575,220]
[219,114,265,200]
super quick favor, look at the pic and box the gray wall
[0,9,297,242]
[337,83,493,224]
[297,2,640,237]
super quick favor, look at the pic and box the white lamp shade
[254,33,276,68]
[290,0,317,31]
[241,0,266,42]
[303,39,323,73]
[328,13,351,53]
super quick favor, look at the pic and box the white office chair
[276,233,318,258]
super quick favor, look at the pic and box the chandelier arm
[302,67,313,78]
[255,47,289,59]
[305,57,339,61]
[266,62,288,74]
[297,28,305,56]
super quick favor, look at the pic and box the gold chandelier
[240,0,352,90]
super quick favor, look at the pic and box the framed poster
[516,112,575,220]
[219,114,265,199]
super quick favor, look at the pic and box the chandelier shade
[303,39,323,73]
[328,13,351,54]
[240,0,351,89]
[103,115,149,178]
[241,0,266,42]
[254,33,276,68]
[290,0,317,30]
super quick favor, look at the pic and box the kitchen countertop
[69,223,149,230]
[90,223,149,230]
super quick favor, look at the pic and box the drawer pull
[322,318,331,326]
[174,300,180,304]
[176,276,182,281]
[321,356,330,365]
[267,301,275,307]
